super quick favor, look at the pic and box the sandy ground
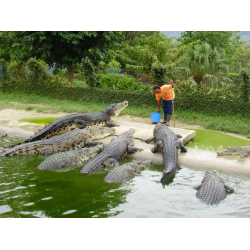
[0,108,249,141]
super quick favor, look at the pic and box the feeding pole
[170,85,175,128]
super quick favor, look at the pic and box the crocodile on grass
[1,127,115,157]
[217,146,250,158]
[142,123,187,184]
[80,128,143,174]
[37,145,104,170]
[104,160,152,183]
[193,170,234,205]
[9,101,128,148]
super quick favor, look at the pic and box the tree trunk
[67,65,74,84]
[193,75,202,85]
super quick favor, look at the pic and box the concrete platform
[1,119,250,178]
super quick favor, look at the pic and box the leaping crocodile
[9,101,128,148]
[1,127,115,156]
[80,128,143,174]
[193,170,234,205]
[142,123,187,184]
[217,146,250,158]
[104,160,152,183]
[37,145,104,170]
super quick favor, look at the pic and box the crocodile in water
[142,123,187,184]
[37,144,104,170]
[80,128,143,174]
[104,160,152,183]
[193,170,234,205]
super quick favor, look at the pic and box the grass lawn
[1,92,250,138]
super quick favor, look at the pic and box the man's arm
[157,100,161,113]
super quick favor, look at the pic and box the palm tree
[182,42,230,86]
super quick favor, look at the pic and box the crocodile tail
[80,154,109,173]
[1,143,36,156]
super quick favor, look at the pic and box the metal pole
[170,85,175,128]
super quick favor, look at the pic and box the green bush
[98,73,151,91]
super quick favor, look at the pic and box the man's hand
[156,109,160,113]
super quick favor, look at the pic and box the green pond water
[0,135,250,218]
[185,129,250,152]
[21,117,60,125]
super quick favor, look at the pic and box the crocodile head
[204,170,218,178]
[132,160,152,172]
[85,127,116,139]
[119,128,135,145]
[217,147,238,156]
[102,101,129,118]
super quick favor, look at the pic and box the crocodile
[1,127,115,157]
[104,160,152,183]
[9,101,128,148]
[80,128,143,174]
[37,145,104,170]
[217,146,250,158]
[142,123,187,184]
[193,170,234,205]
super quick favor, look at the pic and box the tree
[177,31,243,58]
[182,42,230,86]
[233,47,250,72]
[122,31,160,45]
[117,32,195,85]
[13,31,124,84]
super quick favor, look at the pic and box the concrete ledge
[113,120,196,145]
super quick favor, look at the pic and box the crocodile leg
[224,184,234,193]
[85,138,103,146]
[127,145,143,153]
[141,137,155,144]
[193,184,202,190]
[240,153,250,158]
[176,134,182,138]
[177,140,187,153]
[74,119,87,129]
[105,120,119,127]
[151,140,163,153]
[104,158,120,167]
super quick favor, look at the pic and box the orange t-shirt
[155,85,175,101]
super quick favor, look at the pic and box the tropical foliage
[179,42,230,87]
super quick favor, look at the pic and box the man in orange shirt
[152,79,175,126]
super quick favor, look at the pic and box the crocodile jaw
[112,101,129,117]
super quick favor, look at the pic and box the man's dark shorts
[162,99,174,115]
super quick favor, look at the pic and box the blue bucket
[151,112,161,123]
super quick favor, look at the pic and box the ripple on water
[0,205,12,215]
[23,202,35,206]
[41,197,52,201]
[62,210,77,215]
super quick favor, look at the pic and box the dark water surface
[1,135,250,218]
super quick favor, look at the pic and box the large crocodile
[104,160,152,183]
[9,101,128,148]
[80,128,143,174]
[37,145,104,170]
[193,170,234,205]
[1,127,115,157]
[217,146,250,158]
[142,123,187,184]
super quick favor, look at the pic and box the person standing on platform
[152,79,175,126]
